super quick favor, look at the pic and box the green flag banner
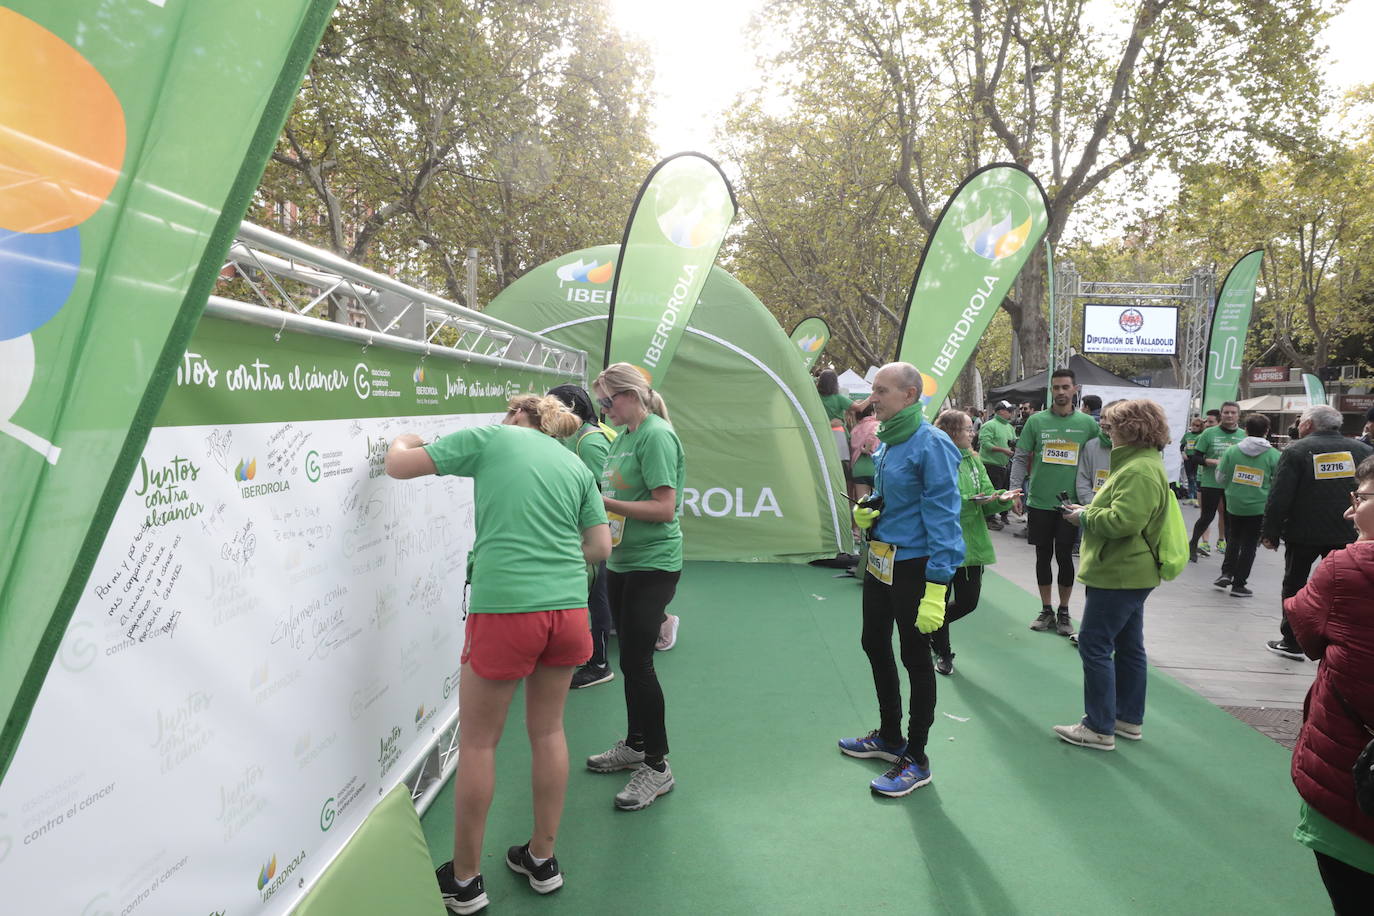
[1302,373,1327,407]
[1201,250,1264,413]
[893,163,1051,419]
[604,152,736,383]
[789,316,831,371]
[0,1,335,783]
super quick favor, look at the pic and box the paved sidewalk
[986,501,1318,742]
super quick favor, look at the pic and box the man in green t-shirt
[1189,401,1244,562]
[1009,368,1100,636]
[978,401,1017,528]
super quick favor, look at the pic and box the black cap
[547,384,596,426]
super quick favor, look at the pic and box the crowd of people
[819,365,1374,911]
[376,359,1373,913]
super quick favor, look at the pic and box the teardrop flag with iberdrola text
[604,152,736,383]
[0,0,336,785]
[894,163,1050,419]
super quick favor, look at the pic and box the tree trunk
[1006,244,1050,377]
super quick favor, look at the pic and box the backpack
[575,422,616,458]
[1152,497,1189,581]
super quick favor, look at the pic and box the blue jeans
[1078,586,1152,735]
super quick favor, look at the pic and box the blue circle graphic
[0,227,81,341]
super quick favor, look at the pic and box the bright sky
[609,0,1374,159]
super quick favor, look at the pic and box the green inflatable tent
[486,245,854,563]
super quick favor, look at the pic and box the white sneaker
[1115,720,1143,741]
[614,761,674,810]
[655,614,679,651]
[1052,722,1115,751]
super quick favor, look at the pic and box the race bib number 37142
[1313,452,1355,480]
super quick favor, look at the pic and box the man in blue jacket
[838,362,964,797]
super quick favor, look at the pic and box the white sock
[529,851,550,866]
[456,874,476,888]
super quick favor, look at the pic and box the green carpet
[420,561,1326,913]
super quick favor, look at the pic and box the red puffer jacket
[1285,540,1374,845]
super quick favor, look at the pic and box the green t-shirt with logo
[1193,425,1245,488]
[600,413,686,573]
[1016,409,1101,510]
[425,425,607,613]
[977,415,1016,468]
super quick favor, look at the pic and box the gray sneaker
[1055,610,1074,637]
[586,740,645,773]
[1029,609,1055,631]
[614,762,674,810]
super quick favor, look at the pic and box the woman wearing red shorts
[387,394,610,914]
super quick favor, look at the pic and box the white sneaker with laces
[1052,721,1115,750]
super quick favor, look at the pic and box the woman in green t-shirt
[385,394,611,910]
[584,362,686,812]
[817,368,853,424]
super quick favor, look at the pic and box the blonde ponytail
[507,394,579,439]
[594,362,671,423]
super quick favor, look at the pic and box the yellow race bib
[1232,465,1265,487]
[1313,452,1355,480]
[866,540,896,585]
[607,511,626,547]
[1042,439,1080,467]
[1092,468,1109,491]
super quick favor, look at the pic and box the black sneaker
[1230,585,1254,598]
[1213,575,1233,590]
[506,842,564,894]
[436,862,488,914]
[934,654,954,676]
[570,664,614,689]
[1265,639,1305,662]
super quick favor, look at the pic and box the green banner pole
[1302,372,1327,407]
[1044,239,1056,407]
[789,316,831,372]
[1201,250,1264,413]
[893,163,1051,419]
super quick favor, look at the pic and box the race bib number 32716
[1313,452,1355,480]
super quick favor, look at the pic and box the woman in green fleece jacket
[1053,399,1172,751]
[929,410,1020,676]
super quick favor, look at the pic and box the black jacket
[1261,431,1374,546]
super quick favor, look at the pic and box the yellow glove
[916,582,948,634]
[852,505,881,530]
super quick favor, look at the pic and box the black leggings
[1190,487,1225,545]
[1035,539,1075,588]
[606,568,679,760]
[930,566,983,657]
[587,560,610,667]
[861,557,935,764]
[1315,851,1374,915]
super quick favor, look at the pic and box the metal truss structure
[217,221,586,381]
[1052,262,1215,403]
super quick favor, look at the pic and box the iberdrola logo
[414,703,426,724]
[796,335,824,353]
[412,367,425,384]
[555,258,613,284]
[653,158,732,249]
[234,458,256,482]
[257,855,277,891]
[960,186,1034,261]
[919,372,939,407]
